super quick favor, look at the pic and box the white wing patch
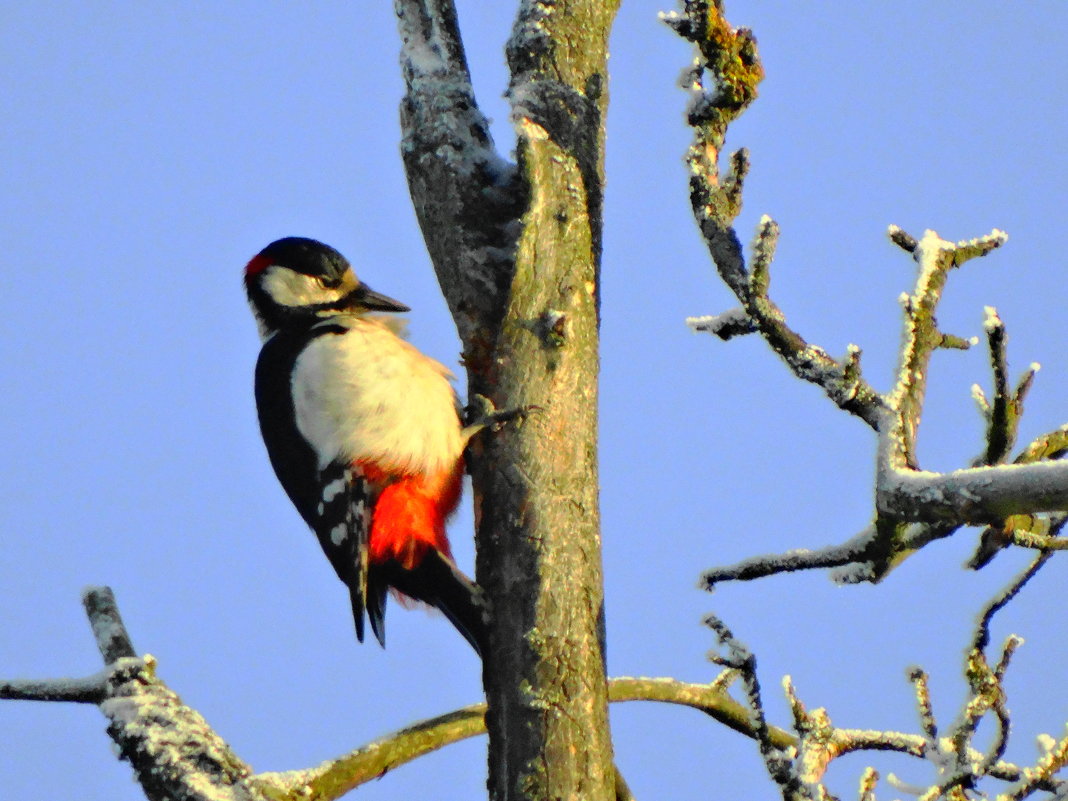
[329,524,348,546]
[292,316,463,476]
[322,477,347,502]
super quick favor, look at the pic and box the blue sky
[2,2,1066,799]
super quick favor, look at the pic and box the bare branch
[0,673,108,704]
[668,0,885,430]
[979,306,1014,465]
[888,225,918,253]
[884,228,1008,470]
[1001,730,1068,801]
[877,458,1068,524]
[700,530,875,589]
[691,583,1068,801]
[262,676,800,799]
[83,585,136,663]
[909,667,940,751]
[858,767,880,801]
[690,221,1068,584]
[1016,425,1068,464]
[670,0,1068,592]
[973,551,1052,654]
[255,704,486,801]
[705,613,806,800]
[395,0,520,352]
[609,677,795,749]
[687,306,756,340]
[970,428,1068,567]
[102,656,264,801]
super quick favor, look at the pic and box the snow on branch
[1,587,486,801]
[667,0,1068,587]
[696,563,1068,800]
[395,0,520,348]
[396,0,505,177]
[6,587,843,800]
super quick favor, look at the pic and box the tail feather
[365,571,390,648]
[350,585,367,643]
[376,552,488,655]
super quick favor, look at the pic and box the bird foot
[463,394,539,440]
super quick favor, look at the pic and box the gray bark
[396,1,620,798]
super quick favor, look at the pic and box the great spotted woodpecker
[245,236,485,653]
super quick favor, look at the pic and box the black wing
[316,462,374,643]
[254,328,324,528]
[255,326,375,642]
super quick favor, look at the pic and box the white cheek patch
[262,265,341,308]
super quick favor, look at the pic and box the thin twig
[973,551,1052,653]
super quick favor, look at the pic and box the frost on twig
[666,0,885,430]
[667,0,1068,587]
[0,588,468,801]
[9,588,846,798]
[699,564,1068,801]
[704,612,806,800]
[687,306,755,340]
[2,587,264,801]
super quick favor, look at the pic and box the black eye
[314,274,342,289]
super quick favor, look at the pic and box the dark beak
[350,283,410,313]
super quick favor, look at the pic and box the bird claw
[464,394,540,437]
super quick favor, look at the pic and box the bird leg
[462,394,539,444]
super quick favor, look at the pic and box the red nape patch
[363,465,463,570]
[244,252,273,276]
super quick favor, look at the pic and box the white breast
[291,316,463,476]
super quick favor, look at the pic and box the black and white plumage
[245,236,485,652]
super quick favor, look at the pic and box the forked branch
[697,556,1067,800]
[3,588,817,801]
[666,0,1068,588]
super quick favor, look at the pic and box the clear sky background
[2,2,1066,799]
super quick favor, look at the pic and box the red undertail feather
[359,460,463,571]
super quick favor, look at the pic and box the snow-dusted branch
[974,307,1036,466]
[969,436,1068,567]
[667,0,1068,587]
[0,586,133,704]
[681,162,888,430]
[395,0,520,351]
[4,588,264,801]
[84,584,136,662]
[705,612,806,800]
[699,564,1068,800]
[872,230,1068,531]
[883,228,1003,467]
[8,588,836,800]
[0,673,108,704]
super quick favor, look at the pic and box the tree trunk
[396,1,619,798]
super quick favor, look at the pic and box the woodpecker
[245,236,484,653]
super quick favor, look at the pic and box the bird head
[244,237,410,339]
